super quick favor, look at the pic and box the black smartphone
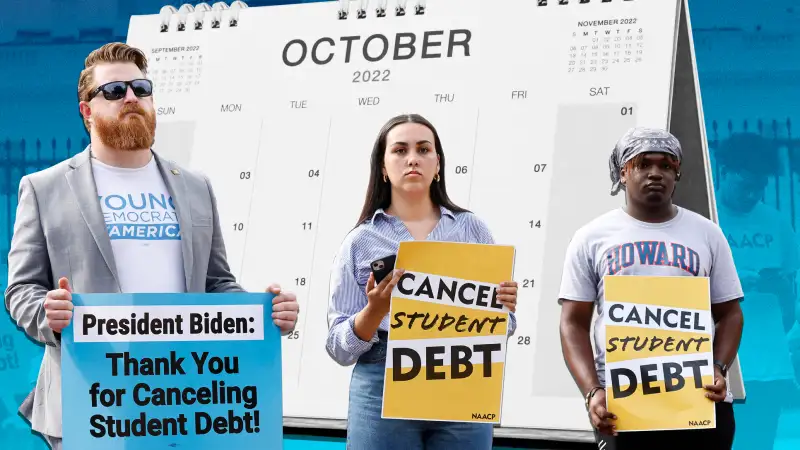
[370,254,397,283]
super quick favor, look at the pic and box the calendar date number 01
[353,69,390,83]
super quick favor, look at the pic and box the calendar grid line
[466,107,481,207]
[236,117,267,280]
[295,114,334,384]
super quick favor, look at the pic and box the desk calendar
[126,0,738,442]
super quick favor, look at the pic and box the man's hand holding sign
[45,277,74,334]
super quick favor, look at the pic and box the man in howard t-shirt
[4,43,300,450]
[557,127,744,450]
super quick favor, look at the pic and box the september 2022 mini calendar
[148,49,203,95]
[125,0,730,439]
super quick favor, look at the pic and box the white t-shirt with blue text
[92,156,186,293]
[558,206,743,402]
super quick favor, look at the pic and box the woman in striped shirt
[325,113,518,450]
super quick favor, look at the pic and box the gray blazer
[4,146,245,439]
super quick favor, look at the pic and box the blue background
[60,292,282,449]
[1,1,798,449]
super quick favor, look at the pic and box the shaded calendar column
[153,121,196,167]
[151,90,203,168]
[188,110,263,280]
[528,103,635,422]
[238,107,331,414]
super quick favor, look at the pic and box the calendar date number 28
[353,69,390,83]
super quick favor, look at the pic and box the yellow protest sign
[381,241,514,423]
[603,275,716,432]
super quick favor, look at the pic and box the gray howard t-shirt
[558,206,743,402]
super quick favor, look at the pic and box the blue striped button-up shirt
[325,205,518,366]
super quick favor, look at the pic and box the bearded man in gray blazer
[4,42,300,450]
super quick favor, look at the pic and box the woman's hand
[353,269,405,342]
[365,269,405,316]
[497,281,518,312]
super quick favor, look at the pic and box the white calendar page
[126,0,690,433]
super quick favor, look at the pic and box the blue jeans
[346,331,494,450]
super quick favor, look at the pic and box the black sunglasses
[88,79,153,101]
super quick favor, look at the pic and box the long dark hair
[355,113,469,226]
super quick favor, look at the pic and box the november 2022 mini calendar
[567,18,645,74]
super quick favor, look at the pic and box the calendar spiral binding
[337,0,427,20]
[536,0,634,5]
[158,1,247,32]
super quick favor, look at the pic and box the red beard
[94,103,156,151]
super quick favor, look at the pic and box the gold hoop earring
[434,173,440,182]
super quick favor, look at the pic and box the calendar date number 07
[353,69,390,83]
